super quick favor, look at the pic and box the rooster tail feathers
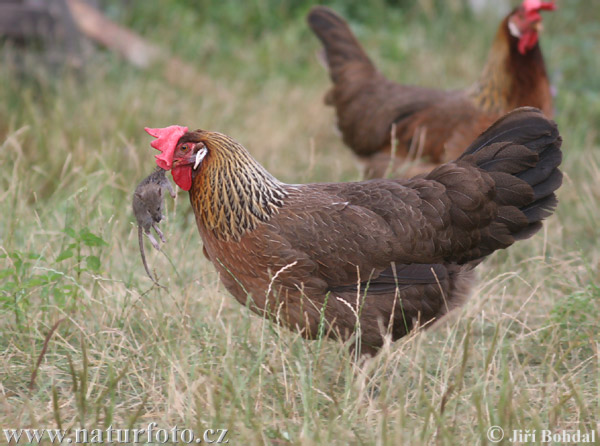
[307,6,375,84]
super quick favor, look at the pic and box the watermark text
[3,423,229,444]
[487,426,596,444]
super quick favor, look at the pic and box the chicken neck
[189,134,287,242]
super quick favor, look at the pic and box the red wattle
[518,30,538,54]
[172,166,192,191]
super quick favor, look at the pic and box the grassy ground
[1,1,599,444]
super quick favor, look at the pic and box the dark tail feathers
[460,107,562,247]
[307,6,375,83]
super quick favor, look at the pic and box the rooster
[146,108,561,355]
[308,1,555,178]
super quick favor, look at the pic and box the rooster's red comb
[145,125,189,170]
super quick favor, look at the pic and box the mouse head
[136,186,164,223]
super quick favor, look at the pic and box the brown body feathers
[168,108,562,355]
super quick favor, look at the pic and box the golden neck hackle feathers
[189,132,287,242]
[469,16,549,114]
[470,30,513,113]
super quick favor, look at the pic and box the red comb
[520,0,555,39]
[523,0,556,14]
[145,125,188,170]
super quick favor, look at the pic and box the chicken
[307,1,555,178]
[146,107,562,355]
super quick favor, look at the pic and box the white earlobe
[508,20,521,38]
[194,147,208,170]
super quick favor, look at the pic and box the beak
[533,21,544,33]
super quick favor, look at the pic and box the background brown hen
[308,1,555,178]
[153,108,562,355]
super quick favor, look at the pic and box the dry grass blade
[29,318,66,391]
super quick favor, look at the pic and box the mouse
[132,167,175,283]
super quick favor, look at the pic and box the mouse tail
[139,226,157,282]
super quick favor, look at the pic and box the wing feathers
[329,263,448,295]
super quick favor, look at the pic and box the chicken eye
[180,144,189,152]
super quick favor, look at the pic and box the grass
[1,1,599,444]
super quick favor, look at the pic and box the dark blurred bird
[147,107,562,355]
[308,0,555,178]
